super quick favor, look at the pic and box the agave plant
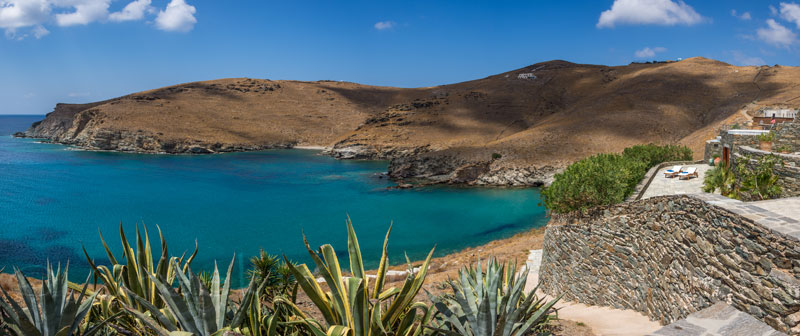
[82,224,197,311]
[0,264,102,336]
[279,218,436,336]
[428,258,561,336]
[124,256,261,336]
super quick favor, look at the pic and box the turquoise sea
[0,115,547,285]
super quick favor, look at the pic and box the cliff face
[17,58,800,186]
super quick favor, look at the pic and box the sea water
[0,115,547,285]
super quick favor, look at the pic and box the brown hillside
[20,57,800,185]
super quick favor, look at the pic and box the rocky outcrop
[474,166,559,186]
[325,143,430,160]
[387,153,557,186]
[16,106,295,154]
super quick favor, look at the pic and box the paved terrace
[693,193,800,240]
[641,164,712,199]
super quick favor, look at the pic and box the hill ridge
[17,57,800,186]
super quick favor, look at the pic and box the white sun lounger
[678,167,698,180]
[664,166,682,178]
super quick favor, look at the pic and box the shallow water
[0,115,547,285]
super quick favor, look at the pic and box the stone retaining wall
[539,195,800,333]
[774,117,800,151]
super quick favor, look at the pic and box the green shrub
[248,250,298,301]
[757,131,776,142]
[491,152,502,160]
[776,145,793,153]
[703,154,784,201]
[543,144,693,213]
[738,154,784,201]
[622,144,693,168]
[702,165,739,199]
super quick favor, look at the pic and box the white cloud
[0,0,196,39]
[757,19,797,47]
[781,2,800,28]
[0,0,51,31]
[634,46,667,58]
[731,9,751,20]
[32,23,47,37]
[155,0,195,32]
[730,51,765,66]
[374,20,395,30]
[54,0,111,26]
[109,0,151,22]
[597,0,704,28]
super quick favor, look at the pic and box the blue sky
[1,0,800,115]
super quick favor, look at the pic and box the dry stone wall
[539,195,800,333]
[774,117,800,151]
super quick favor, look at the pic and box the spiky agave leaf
[124,255,260,336]
[429,258,561,336]
[285,218,435,336]
[0,264,99,336]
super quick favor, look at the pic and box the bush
[703,154,784,201]
[622,144,693,168]
[491,152,502,160]
[703,164,740,198]
[542,144,693,213]
[757,131,776,142]
[248,249,297,301]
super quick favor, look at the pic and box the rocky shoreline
[15,126,558,187]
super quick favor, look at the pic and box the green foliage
[0,264,102,336]
[280,218,435,336]
[3,220,569,336]
[622,144,693,168]
[757,131,776,142]
[542,144,693,213]
[776,145,793,153]
[738,154,784,201]
[428,258,560,336]
[491,153,502,160]
[702,165,737,198]
[123,257,260,336]
[248,250,298,301]
[81,224,197,332]
[703,154,784,201]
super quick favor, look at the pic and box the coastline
[12,131,559,186]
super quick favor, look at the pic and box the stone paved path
[525,250,662,336]
[641,165,711,199]
[692,193,800,240]
[650,302,782,336]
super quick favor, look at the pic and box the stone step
[650,302,783,336]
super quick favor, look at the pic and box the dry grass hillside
[20,57,800,185]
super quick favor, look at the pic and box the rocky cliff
[17,58,800,186]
